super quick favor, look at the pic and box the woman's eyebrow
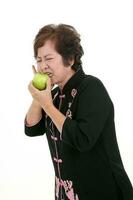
[37,54,53,59]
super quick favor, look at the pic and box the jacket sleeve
[24,86,59,137]
[24,109,46,137]
[61,79,112,152]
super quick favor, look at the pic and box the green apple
[32,73,49,90]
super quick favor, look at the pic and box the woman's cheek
[37,66,42,73]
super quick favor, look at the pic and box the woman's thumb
[46,77,52,90]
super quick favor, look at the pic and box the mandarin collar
[59,67,86,95]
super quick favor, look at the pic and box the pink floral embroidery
[55,176,79,200]
[65,88,78,119]
[66,109,72,118]
[71,89,77,98]
[68,102,72,108]
[62,180,75,199]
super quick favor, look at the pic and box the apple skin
[32,73,49,90]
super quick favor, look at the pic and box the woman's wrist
[32,99,42,108]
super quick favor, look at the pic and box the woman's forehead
[37,43,58,57]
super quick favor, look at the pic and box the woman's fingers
[28,81,36,93]
[32,65,37,74]
[46,77,51,91]
[28,81,34,93]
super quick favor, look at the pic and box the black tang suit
[25,67,133,200]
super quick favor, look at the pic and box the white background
[0,0,133,199]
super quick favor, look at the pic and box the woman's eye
[46,58,53,60]
[37,60,41,63]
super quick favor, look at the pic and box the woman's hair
[34,24,84,71]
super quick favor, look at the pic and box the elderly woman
[24,24,133,200]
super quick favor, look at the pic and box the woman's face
[36,40,75,89]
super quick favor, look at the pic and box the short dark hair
[34,24,84,71]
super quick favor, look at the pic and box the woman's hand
[28,65,55,110]
[28,73,53,110]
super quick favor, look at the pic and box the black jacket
[25,67,133,200]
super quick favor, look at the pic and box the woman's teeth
[46,72,53,77]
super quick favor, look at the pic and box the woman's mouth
[45,72,53,77]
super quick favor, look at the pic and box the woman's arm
[26,99,42,126]
[24,100,46,137]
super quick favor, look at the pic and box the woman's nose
[40,64,49,72]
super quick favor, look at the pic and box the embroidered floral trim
[68,102,72,108]
[66,109,72,119]
[55,176,79,200]
[59,88,78,141]
[65,88,78,119]
[71,89,77,98]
